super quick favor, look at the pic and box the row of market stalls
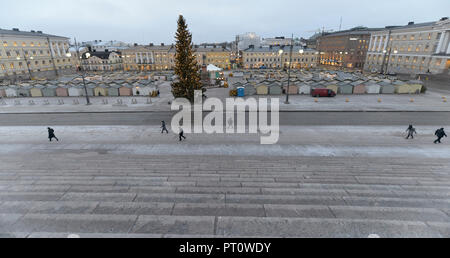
[229,69,424,96]
[0,80,159,97]
[233,80,424,96]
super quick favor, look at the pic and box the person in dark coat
[179,127,186,141]
[161,121,169,134]
[47,127,59,142]
[434,128,447,144]
[406,125,417,139]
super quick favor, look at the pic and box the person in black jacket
[406,125,417,139]
[179,127,186,141]
[47,127,59,142]
[161,121,169,134]
[434,128,447,144]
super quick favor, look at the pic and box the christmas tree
[172,15,202,103]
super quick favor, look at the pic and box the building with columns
[122,44,175,71]
[0,28,74,80]
[365,17,450,75]
[242,45,318,69]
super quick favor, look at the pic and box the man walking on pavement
[161,121,169,134]
[179,127,186,141]
[434,128,447,144]
[47,127,59,142]
[406,125,417,139]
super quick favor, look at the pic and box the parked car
[311,88,336,97]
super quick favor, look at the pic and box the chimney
[161,43,165,46]
[37,31,43,34]
[440,17,449,21]
[408,21,414,25]
[149,43,154,46]
[31,30,35,33]
[105,49,109,52]
[12,28,19,31]
[134,43,138,47]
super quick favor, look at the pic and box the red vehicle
[311,88,336,97]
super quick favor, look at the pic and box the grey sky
[1,0,448,44]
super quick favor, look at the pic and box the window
[22,42,26,47]
[436,33,442,40]
[3,41,7,47]
[1,64,5,70]
[13,42,18,47]
[6,51,11,57]
[30,42,34,47]
[421,57,426,64]
[428,33,432,40]
[410,35,415,40]
[416,45,421,52]
[436,59,442,66]
[407,45,412,52]
[10,63,14,69]
[413,57,417,63]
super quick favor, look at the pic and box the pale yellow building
[0,28,74,80]
[243,46,318,69]
[195,45,231,69]
[122,44,175,71]
[365,17,450,75]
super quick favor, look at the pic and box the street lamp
[278,49,284,69]
[73,39,91,105]
[285,34,294,104]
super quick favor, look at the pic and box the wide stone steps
[0,154,449,237]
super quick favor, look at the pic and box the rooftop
[0,28,69,39]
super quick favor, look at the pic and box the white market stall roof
[207,64,222,72]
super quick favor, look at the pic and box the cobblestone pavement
[0,126,449,238]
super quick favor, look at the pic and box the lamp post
[21,48,33,80]
[73,38,91,105]
[285,35,294,104]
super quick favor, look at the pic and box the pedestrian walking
[405,125,417,139]
[161,121,169,134]
[47,127,59,142]
[434,128,447,144]
[179,127,186,141]
[227,117,234,129]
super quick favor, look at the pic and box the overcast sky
[1,0,448,44]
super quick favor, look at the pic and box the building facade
[81,51,123,71]
[262,37,293,47]
[0,28,74,80]
[243,46,318,69]
[364,18,450,75]
[195,45,231,69]
[122,44,232,71]
[122,44,175,71]
[316,27,380,70]
[236,33,261,51]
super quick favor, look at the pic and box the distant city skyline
[1,0,449,45]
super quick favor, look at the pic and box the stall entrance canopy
[207,64,222,72]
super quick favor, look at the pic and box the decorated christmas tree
[171,15,202,103]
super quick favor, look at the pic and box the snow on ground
[0,125,449,158]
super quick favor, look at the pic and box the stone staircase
[0,154,449,238]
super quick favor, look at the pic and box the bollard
[132,98,138,104]
[58,99,64,105]
[102,99,108,105]
[73,99,79,105]
[147,98,152,104]
[44,100,50,105]
[14,100,21,105]
[28,100,35,105]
